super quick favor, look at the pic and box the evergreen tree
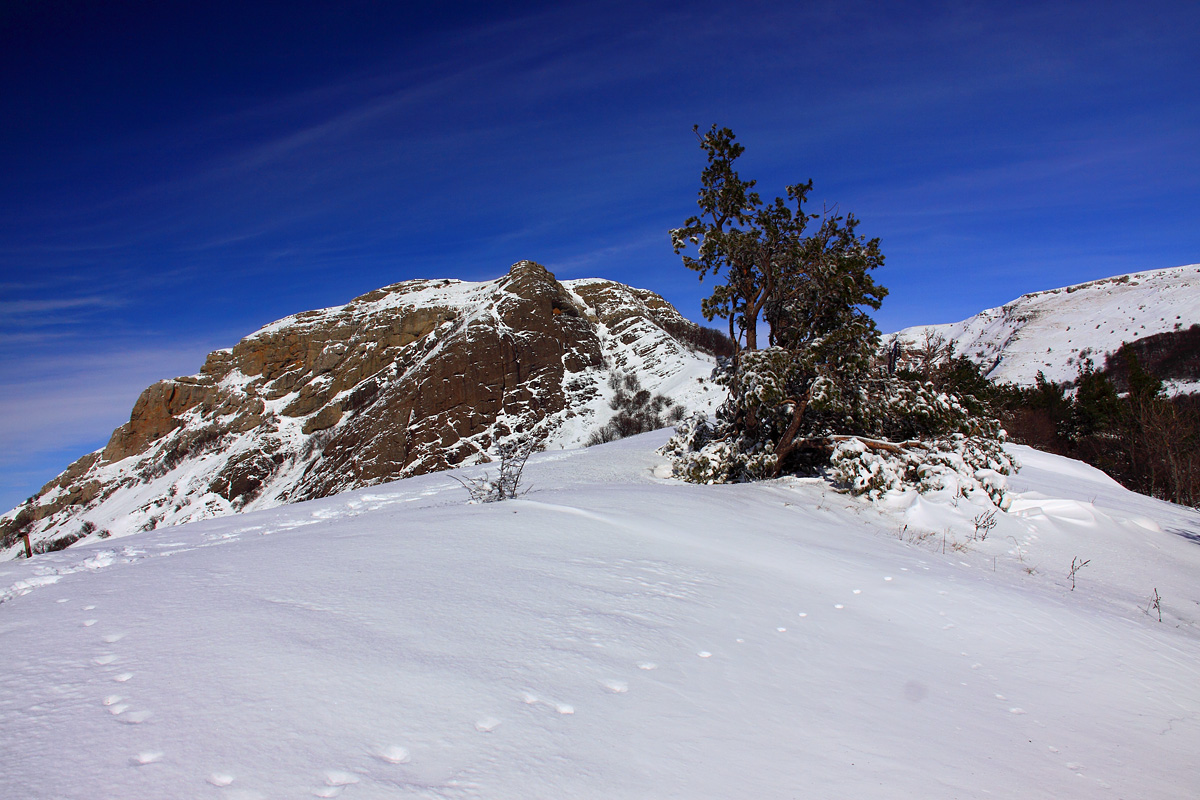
[1067,360,1123,440]
[669,125,887,474]
[664,126,1013,501]
[672,125,809,350]
[1030,370,1070,419]
[1124,350,1164,406]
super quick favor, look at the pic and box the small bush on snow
[453,439,536,503]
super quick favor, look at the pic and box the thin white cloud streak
[0,295,123,318]
[545,230,672,278]
[171,11,620,189]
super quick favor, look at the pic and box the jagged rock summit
[3,261,726,557]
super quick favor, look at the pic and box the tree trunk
[770,390,812,477]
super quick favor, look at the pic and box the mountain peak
[2,264,726,558]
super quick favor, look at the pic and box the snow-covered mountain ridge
[1,431,1197,798]
[1,262,725,559]
[890,264,1200,388]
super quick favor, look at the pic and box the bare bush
[454,439,536,503]
[32,530,87,554]
[1145,588,1163,622]
[907,329,954,380]
[972,509,998,540]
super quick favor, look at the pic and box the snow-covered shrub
[660,412,758,484]
[828,433,1018,507]
[827,438,906,497]
[662,349,1015,506]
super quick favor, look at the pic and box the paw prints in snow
[520,691,575,715]
[313,770,359,798]
[373,745,410,764]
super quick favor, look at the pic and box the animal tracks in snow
[473,716,502,733]
[312,770,360,797]
[519,691,576,715]
[373,745,411,764]
[84,620,152,727]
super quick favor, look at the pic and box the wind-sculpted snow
[1,431,1197,798]
[891,264,1200,388]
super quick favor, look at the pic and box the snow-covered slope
[2,432,1197,798]
[890,264,1200,388]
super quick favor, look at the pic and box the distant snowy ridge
[889,264,1200,389]
[2,261,725,558]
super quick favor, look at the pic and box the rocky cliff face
[2,262,726,558]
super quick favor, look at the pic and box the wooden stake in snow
[17,499,34,558]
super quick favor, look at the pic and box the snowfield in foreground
[1,432,1198,799]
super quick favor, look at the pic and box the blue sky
[2,0,1198,511]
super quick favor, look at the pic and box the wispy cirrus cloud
[0,294,123,319]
